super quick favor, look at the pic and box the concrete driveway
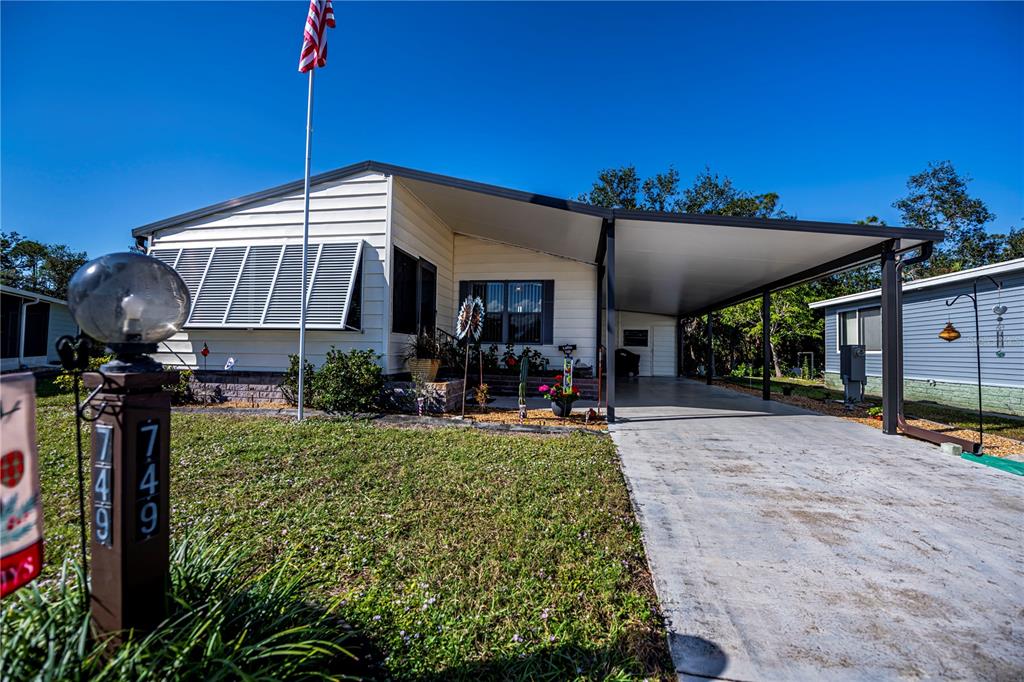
[611,379,1023,681]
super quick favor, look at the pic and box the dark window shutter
[542,280,555,345]
[458,281,469,305]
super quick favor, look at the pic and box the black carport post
[604,218,616,423]
[880,241,900,435]
[705,312,714,385]
[762,291,771,400]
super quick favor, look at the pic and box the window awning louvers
[150,241,363,329]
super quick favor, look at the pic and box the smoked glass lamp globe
[67,252,190,366]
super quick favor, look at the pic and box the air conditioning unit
[839,344,866,405]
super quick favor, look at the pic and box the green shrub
[53,353,114,392]
[282,348,383,413]
[730,362,753,378]
[281,353,316,406]
[165,368,194,404]
[0,533,360,680]
[312,348,383,413]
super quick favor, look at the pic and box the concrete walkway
[611,378,1023,681]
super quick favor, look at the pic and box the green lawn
[33,389,670,680]
[721,375,1024,442]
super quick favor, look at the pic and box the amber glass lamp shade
[938,322,961,342]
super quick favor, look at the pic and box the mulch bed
[455,407,607,431]
[714,380,1024,461]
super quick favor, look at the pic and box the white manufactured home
[133,161,942,420]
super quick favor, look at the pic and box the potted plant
[403,331,442,382]
[538,375,580,417]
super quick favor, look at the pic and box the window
[623,329,649,347]
[859,308,881,352]
[392,247,436,334]
[0,297,49,358]
[1,295,21,359]
[23,302,50,357]
[838,306,881,352]
[460,280,553,345]
[508,282,542,343]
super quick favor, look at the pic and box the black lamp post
[66,252,190,636]
[943,274,1002,454]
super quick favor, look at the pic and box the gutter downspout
[17,295,40,369]
[893,243,979,453]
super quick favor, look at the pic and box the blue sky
[2,1,1021,258]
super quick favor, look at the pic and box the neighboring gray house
[810,258,1024,416]
[1,284,78,372]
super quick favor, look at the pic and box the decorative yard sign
[0,373,43,598]
[558,344,576,393]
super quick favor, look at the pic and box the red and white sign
[1,373,43,598]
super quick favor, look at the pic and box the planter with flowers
[403,331,442,382]
[539,375,580,417]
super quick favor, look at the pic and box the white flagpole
[297,68,314,421]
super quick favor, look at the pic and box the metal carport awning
[610,211,939,317]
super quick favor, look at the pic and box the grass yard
[31,389,670,680]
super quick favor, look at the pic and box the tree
[680,167,786,219]
[893,161,997,271]
[718,287,822,378]
[1,231,87,297]
[1000,227,1024,260]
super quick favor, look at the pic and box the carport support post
[604,218,616,423]
[705,312,714,386]
[881,241,899,435]
[762,291,771,400]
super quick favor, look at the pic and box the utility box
[839,344,866,404]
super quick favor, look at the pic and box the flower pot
[407,358,441,382]
[550,400,574,418]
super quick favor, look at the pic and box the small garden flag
[1,373,43,598]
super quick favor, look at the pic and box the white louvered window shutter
[189,247,247,325]
[154,241,361,329]
[226,245,283,325]
[264,244,319,325]
[307,242,360,326]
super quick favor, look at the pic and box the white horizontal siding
[823,270,1023,389]
[46,304,77,363]
[617,311,677,377]
[387,180,456,373]
[156,328,379,373]
[148,172,389,371]
[454,235,597,370]
[149,171,388,245]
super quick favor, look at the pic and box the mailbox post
[65,252,191,638]
[84,370,176,633]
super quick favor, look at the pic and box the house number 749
[135,421,161,541]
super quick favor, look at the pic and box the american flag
[298,0,336,73]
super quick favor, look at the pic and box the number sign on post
[0,373,44,598]
[135,420,160,541]
[93,424,114,547]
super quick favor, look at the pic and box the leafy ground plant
[0,532,368,680]
[30,385,671,680]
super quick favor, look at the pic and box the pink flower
[538,384,550,393]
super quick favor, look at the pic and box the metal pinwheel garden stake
[456,296,485,417]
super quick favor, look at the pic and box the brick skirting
[188,370,287,403]
[825,372,1024,417]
